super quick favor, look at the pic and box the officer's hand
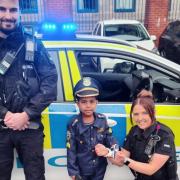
[4,112,30,130]
[71,176,75,180]
[95,144,109,157]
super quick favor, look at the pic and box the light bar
[62,23,77,31]
[42,23,57,32]
[39,22,77,40]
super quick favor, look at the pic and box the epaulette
[97,113,106,119]
[71,118,79,127]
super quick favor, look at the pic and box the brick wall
[145,0,169,45]
[44,0,169,43]
[45,0,72,22]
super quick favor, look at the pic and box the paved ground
[104,163,134,180]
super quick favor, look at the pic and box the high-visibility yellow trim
[67,50,81,87]
[43,41,136,52]
[42,108,51,149]
[156,105,180,146]
[59,51,73,101]
[125,104,132,133]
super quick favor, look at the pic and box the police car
[12,23,180,180]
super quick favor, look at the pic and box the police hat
[74,77,99,98]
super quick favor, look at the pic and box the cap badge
[83,77,91,86]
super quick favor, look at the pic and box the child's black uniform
[67,112,117,180]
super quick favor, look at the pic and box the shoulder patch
[108,128,112,134]
[66,142,70,149]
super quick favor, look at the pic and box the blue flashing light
[42,23,57,32]
[62,23,77,32]
[39,22,77,40]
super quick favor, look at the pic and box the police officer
[67,77,117,180]
[114,90,179,180]
[0,0,57,180]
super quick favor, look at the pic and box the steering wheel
[131,71,153,99]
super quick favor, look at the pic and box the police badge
[83,77,91,86]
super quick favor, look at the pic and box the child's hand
[95,144,108,157]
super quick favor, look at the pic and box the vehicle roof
[98,19,142,25]
[75,34,137,48]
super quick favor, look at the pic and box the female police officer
[115,90,179,180]
[95,90,178,180]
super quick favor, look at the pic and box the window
[168,0,172,11]
[77,0,98,13]
[104,24,150,41]
[19,0,38,13]
[115,0,136,12]
[76,51,135,102]
[75,50,180,103]
[48,51,64,102]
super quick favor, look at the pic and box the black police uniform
[67,113,117,180]
[123,121,178,180]
[0,25,57,180]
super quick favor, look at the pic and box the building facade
[20,0,180,41]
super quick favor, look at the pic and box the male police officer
[67,77,117,180]
[0,0,57,180]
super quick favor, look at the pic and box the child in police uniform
[66,77,118,180]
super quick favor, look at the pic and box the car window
[104,24,150,41]
[75,50,180,103]
[48,51,64,102]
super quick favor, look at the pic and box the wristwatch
[124,157,131,166]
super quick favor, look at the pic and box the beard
[0,19,18,35]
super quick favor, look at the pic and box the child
[66,77,117,180]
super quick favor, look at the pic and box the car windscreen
[104,24,150,41]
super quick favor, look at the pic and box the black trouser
[81,166,106,180]
[0,129,45,180]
